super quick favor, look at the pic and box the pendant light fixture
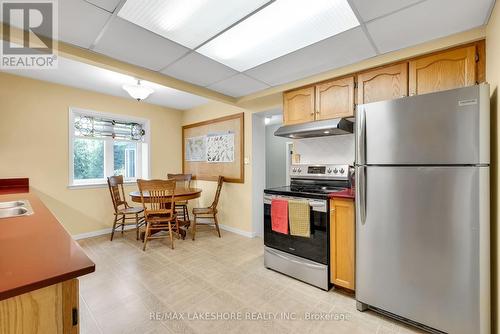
[122,79,154,101]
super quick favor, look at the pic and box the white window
[69,108,150,188]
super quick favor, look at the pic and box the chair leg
[192,215,197,241]
[135,213,140,240]
[121,216,125,235]
[214,214,221,238]
[185,205,190,222]
[143,222,150,251]
[175,217,181,239]
[183,205,187,221]
[168,221,174,249]
[110,215,118,241]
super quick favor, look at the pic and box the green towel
[288,200,310,238]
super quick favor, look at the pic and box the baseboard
[219,224,257,238]
[72,225,136,240]
[73,223,256,240]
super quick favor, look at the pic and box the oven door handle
[266,248,325,269]
[264,196,326,212]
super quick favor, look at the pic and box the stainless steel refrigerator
[355,84,490,334]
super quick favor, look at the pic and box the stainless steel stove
[263,164,352,290]
[265,164,351,199]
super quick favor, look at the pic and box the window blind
[74,115,145,141]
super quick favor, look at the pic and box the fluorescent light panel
[198,0,360,71]
[118,0,270,49]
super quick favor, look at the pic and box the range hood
[274,118,354,139]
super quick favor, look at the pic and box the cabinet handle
[72,307,79,326]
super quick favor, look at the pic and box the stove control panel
[290,164,350,179]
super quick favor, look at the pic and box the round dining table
[129,187,202,204]
[129,187,202,239]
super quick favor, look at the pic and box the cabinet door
[0,283,64,334]
[62,279,79,334]
[330,198,355,290]
[315,76,355,120]
[357,63,408,105]
[283,87,315,125]
[409,45,476,96]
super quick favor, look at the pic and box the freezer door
[356,84,490,165]
[356,166,490,334]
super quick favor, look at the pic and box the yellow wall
[182,102,254,233]
[487,2,500,332]
[0,72,183,235]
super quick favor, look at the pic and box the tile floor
[78,228,425,334]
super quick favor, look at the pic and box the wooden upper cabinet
[283,86,315,125]
[282,41,484,125]
[315,76,355,120]
[409,45,476,96]
[357,63,408,105]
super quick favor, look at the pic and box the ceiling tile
[117,0,270,49]
[57,0,112,48]
[198,0,359,71]
[2,56,208,110]
[367,0,493,54]
[245,27,376,86]
[84,0,122,13]
[93,17,190,71]
[350,0,422,22]
[207,74,269,97]
[161,52,237,87]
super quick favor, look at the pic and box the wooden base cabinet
[0,279,79,334]
[330,198,355,290]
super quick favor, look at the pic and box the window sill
[68,180,137,190]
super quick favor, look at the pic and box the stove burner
[290,185,346,194]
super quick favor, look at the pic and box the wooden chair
[137,179,179,251]
[107,175,145,241]
[167,173,192,222]
[192,176,224,240]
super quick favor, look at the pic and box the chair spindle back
[107,175,128,212]
[137,179,176,218]
[211,176,224,209]
[167,173,192,189]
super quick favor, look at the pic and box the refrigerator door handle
[356,166,367,225]
[356,106,366,165]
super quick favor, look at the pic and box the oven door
[263,194,329,264]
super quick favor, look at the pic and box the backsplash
[293,134,355,165]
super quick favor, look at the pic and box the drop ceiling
[1,56,209,110]
[2,0,496,99]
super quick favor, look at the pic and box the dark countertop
[329,188,355,200]
[0,189,95,300]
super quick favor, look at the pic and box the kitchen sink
[0,200,33,218]
[0,201,26,209]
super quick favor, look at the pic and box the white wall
[293,134,355,165]
[265,124,290,188]
[252,114,266,237]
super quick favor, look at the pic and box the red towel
[271,199,288,234]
